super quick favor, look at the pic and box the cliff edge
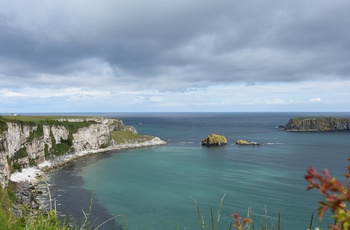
[0,116,165,188]
[284,117,350,132]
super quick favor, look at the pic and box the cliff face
[284,117,350,131]
[0,117,145,188]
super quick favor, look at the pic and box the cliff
[0,116,165,188]
[284,117,350,131]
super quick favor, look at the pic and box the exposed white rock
[72,123,110,151]
[6,122,36,157]
[10,137,166,183]
[0,117,166,187]
[25,137,46,163]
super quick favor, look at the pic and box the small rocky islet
[201,134,261,147]
[201,134,228,146]
[202,117,350,147]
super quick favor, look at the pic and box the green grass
[0,186,22,229]
[2,116,93,123]
[0,116,8,133]
[2,116,98,134]
[111,130,154,144]
[48,143,72,157]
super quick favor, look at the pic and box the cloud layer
[0,0,349,112]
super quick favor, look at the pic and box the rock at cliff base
[236,139,262,146]
[201,134,228,146]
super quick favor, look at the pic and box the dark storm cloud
[0,0,349,90]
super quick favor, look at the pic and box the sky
[1,0,350,113]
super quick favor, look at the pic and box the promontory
[0,116,166,188]
[284,117,350,132]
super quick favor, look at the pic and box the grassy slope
[110,130,153,144]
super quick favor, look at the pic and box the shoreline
[10,137,166,183]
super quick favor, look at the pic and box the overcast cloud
[1,0,350,113]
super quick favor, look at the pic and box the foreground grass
[0,185,322,230]
[1,185,122,230]
[0,186,69,230]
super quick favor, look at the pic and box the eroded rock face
[284,117,350,131]
[0,117,134,188]
[201,134,228,146]
[72,124,110,152]
[6,122,36,158]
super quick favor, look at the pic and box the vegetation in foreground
[1,182,121,230]
[0,185,66,230]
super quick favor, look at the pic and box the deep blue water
[47,112,350,229]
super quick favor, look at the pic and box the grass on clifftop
[0,116,8,133]
[3,116,98,132]
[111,130,153,144]
[2,116,92,123]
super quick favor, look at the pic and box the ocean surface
[46,112,350,230]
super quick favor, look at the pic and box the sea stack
[201,134,228,146]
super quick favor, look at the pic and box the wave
[265,142,285,145]
[179,141,195,144]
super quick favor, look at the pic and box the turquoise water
[49,113,350,229]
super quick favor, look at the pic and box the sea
[43,112,350,230]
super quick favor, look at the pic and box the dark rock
[13,181,43,217]
[21,191,29,196]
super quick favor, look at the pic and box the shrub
[49,143,71,157]
[27,125,44,142]
[305,157,350,229]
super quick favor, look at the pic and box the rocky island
[236,139,262,146]
[0,116,166,188]
[284,117,350,132]
[201,134,228,146]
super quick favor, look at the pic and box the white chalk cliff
[0,117,165,188]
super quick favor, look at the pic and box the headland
[0,115,166,187]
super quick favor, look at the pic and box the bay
[48,112,350,229]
